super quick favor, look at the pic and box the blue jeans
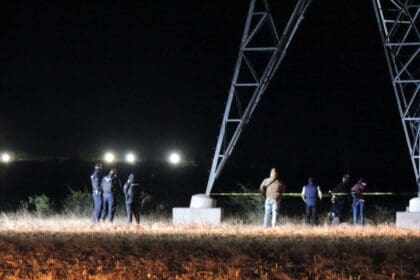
[102,192,115,222]
[352,197,365,225]
[263,198,279,227]
[92,191,102,223]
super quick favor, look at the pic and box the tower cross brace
[206,0,420,196]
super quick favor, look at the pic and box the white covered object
[172,207,222,225]
[189,194,216,208]
[409,197,420,212]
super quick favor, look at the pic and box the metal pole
[206,0,312,194]
[372,0,420,195]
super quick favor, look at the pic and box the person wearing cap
[331,174,351,223]
[90,163,103,223]
[301,177,323,225]
[260,168,286,228]
[100,169,120,222]
[123,173,141,224]
[351,178,368,225]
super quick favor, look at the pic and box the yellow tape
[210,192,415,197]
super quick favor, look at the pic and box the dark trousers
[126,200,141,224]
[102,192,115,222]
[334,199,346,222]
[92,191,102,223]
[305,205,318,224]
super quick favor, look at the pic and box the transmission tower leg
[173,0,312,225]
[373,0,420,228]
[205,0,312,195]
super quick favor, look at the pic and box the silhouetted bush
[28,194,53,216]
[63,187,92,216]
[229,183,264,224]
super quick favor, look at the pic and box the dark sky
[0,1,416,189]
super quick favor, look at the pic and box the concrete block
[190,194,216,208]
[172,207,222,225]
[409,197,420,212]
[396,211,420,230]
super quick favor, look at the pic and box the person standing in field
[260,168,286,228]
[123,173,141,224]
[351,178,367,225]
[90,163,103,223]
[100,169,120,222]
[331,174,351,223]
[301,177,323,225]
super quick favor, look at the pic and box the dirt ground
[0,216,419,279]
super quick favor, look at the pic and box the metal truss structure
[372,0,420,194]
[205,0,312,194]
[206,0,420,195]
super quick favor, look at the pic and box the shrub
[140,192,154,213]
[229,183,264,224]
[370,205,394,224]
[18,200,29,217]
[62,187,92,216]
[62,187,154,218]
[118,192,155,216]
[28,194,53,216]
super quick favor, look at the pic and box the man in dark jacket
[301,177,323,225]
[123,173,141,224]
[331,174,351,223]
[90,163,103,223]
[100,169,119,222]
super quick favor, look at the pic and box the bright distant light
[104,152,115,163]
[125,153,136,164]
[1,153,11,163]
[168,152,181,165]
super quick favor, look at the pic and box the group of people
[90,164,142,224]
[259,168,368,227]
[90,163,368,226]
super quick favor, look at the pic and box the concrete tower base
[396,197,420,230]
[172,194,222,225]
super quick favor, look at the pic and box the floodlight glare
[104,152,115,163]
[169,152,181,165]
[1,153,11,163]
[125,153,136,164]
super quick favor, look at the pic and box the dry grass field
[0,214,419,279]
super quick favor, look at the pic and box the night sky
[0,1,416,192]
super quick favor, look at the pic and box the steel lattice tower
[205,0,312,195]
[372,0,420,195]
[206,0,420,196]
